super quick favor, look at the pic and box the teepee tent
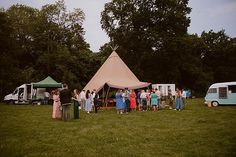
[83,51,150,92]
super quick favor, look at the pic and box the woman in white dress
[85,90,92,113]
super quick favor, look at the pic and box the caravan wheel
[212,101,219,107]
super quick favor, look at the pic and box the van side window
[207,88,217,93]
[228,85,236,93]
[219,87,227,99]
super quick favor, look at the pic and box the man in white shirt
[92,89,99,113]
[91,89,97,108]
[44,91,50,105]
[80,90,86,110]
[182,89,187,109]
[140,90,147,111]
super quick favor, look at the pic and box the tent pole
[105,86,110,108]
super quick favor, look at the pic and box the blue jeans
[176,97,182,110]
[44,97,49,105]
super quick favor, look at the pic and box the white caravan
[152,84,176,96]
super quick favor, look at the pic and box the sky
[0,0,236,52]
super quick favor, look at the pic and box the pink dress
[52,94,61,119]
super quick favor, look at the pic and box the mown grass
[0,98,236,157]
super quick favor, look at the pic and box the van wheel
[212,101,219,107]
[9,100,15,104]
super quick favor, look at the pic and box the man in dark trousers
[60,83,71,121]
[93,89,99,113]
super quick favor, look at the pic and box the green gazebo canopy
[33,76,62,88]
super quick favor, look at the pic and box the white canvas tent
[83,51,150,92]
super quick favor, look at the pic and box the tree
[6,4,38,69]
[201,30,236,83]
[0,0,102,100]
[33,0,100,89]
[34,0,89,75]
[101,0,191,83]
[0,11,24,98]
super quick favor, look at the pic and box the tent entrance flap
[105,86,110,108]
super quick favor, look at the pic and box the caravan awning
[32,76,62,88]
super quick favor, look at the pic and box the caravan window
[219,87,227,99]
[207,88,217,93]
[228,85,236,93]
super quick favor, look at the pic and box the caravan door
[228,85,236,104]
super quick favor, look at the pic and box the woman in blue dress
[116,90,124,114]
[151,91,158,111]
[122,90,128,113]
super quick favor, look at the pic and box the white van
[205,81,236,106]
[4,84,46,104]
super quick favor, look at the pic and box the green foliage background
[0,0,236,99]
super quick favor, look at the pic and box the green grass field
[0,98,236,157]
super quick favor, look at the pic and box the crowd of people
[115,88,187,114]
[50,83,188,121]
[51,83,99,121]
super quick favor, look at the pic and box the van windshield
[207,88,217,94]
[13,89,18,95]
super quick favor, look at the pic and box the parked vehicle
[3,76,62,104]
[4,84,46,104]
[205,81,236,106]
[152,84,176,96]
